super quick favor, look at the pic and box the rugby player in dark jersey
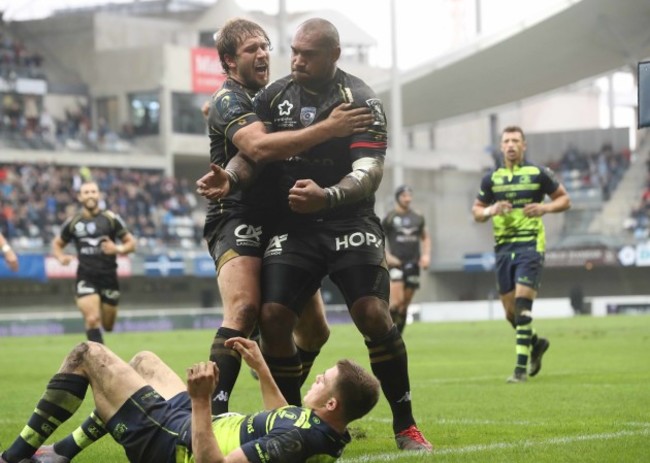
[2,338,380,463]
[382,185,431,334]
[203,18,433,452]
[51,181,135,345]
[472,126,570,383]
[198,18,374,417]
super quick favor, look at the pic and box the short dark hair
[395,185,412,201]
[296,18,340,49]
[502,125,526,141]
[333,359,380,423]
[214,18,271,75]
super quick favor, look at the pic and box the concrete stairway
[588,142,649,237]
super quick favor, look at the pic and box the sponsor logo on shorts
[264,234,288,257]
[334,232,382,251]
[102,289,120,300]
[77,280,95,295]
[234,224,262,248]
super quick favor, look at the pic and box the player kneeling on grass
[1,338,380,463]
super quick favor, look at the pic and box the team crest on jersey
[518,175,531,184]
[365,98,386,127]
[86,222,96,234]
[300,107,316,126]
[278,100,293,116]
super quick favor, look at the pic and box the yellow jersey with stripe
[476,161,560,253]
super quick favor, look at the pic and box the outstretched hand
[288,179,327,213]
[224,337,266,374]
[326,103,374,137]
[187,361,219,400]
[196,163,231,200]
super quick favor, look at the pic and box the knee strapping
[514,297,533,316]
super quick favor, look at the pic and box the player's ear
[331,46,341,62]
[224,53,236,72]
[325,396,338,412]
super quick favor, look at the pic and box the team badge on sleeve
[366,98,387,127]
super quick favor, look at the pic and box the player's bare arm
[472,199,513,223]
[225,337,288,410]
[188,361,227,463]
[522,185,571,217]
[232,103,373,163]
[288,156,384,214]
[100,233,136,255]
[195,154,256,200]
[419,229,431,269]
[52,237,73,265]
[1,234,18,272]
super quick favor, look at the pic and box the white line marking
[362,417,537,426]
[339,428,650,462]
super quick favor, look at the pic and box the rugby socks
[53,410,107,459]
[265,353,303,406]
[365,326,414,433]
[209,327,244,415]
[514,297,534,374]
[1,373,88,463]
[390,307,407,334]
[86,328,103,344]
[297,345,320,386]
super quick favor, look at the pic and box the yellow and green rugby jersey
[476,161,561,252]
[176,406,350,463]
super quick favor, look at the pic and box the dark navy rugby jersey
[382,209,426,263]
[59,210,129,277]
[254,68,388,222]
[206,78,278,219]
[239,406,350,463]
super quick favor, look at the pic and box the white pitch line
[339,428,650,462]
[362,417,537,426]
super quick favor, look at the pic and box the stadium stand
[623,153,650,240]
[0,163,204,251]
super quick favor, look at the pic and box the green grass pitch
[1,314,649,462]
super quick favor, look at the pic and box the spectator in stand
[0,164,207,251]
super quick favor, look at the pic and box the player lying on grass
[1,337,380,463]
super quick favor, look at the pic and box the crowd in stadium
[624,154,650,240]
[0,20,44,80]
[0,163,204,250]
[546,143,630,200]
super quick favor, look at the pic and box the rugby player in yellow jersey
[472,126,570,383]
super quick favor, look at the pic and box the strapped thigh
[261,263,322,315]
[330,265,390,308]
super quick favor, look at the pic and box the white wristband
[482,206,492,218]
[116,244,125,255]
[1,243,11,253]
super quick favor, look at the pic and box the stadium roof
[375,0,650,127]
